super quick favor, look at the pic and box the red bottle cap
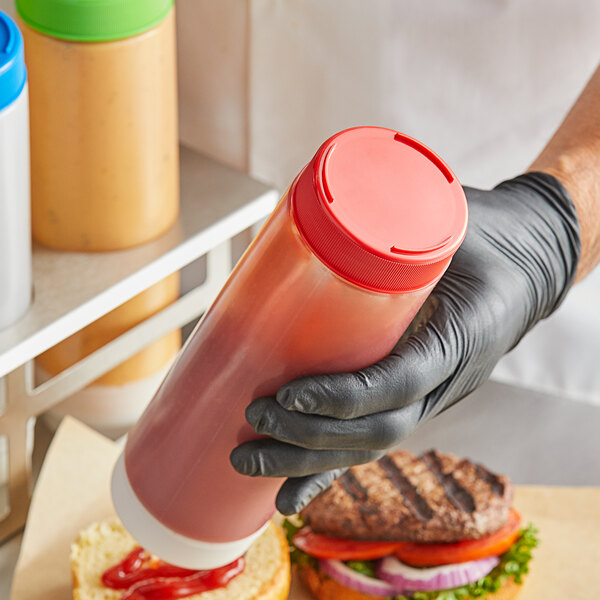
[291,127,468,293]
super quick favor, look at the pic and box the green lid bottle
[15,0,174,42]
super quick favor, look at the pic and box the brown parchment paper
[10,417,600,600]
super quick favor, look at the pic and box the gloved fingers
[275,469,347,515]
[230,438,382,478]
[245,396,425,450]
[274,309,459,420]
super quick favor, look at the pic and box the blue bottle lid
[0,10,26,112]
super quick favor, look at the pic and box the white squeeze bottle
[0,10,30,330]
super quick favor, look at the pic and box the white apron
[1,0,596,403]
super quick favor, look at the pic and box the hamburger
[286,449,537,600]
[70,518,290,600]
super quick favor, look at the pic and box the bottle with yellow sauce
[17,0,179,250]
[16,0,181,434]
[39,274,181,438]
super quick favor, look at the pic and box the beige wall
[176,0,249,172]
[0,0,14,16]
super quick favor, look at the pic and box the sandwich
[285,449,537,600]
[71,518,290,600]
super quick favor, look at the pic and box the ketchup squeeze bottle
[112,127,468,569]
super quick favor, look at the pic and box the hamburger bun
[71,518,290,600]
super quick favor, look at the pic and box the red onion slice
[377,555,500,592]
[318,560,399,597]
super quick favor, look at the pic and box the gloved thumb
[276,469,348,515]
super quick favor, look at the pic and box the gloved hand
[230,172,581,515]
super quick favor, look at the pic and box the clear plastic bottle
[112,127,469,568]
[16,0,178,251]
[0,10,30,330]
[16,0,181,432]
[38,274,181,438]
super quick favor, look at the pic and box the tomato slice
[293,527,403,560]
[393,508,522,566]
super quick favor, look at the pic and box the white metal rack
[0,145,278,541]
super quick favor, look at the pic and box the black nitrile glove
[230,172,581,515]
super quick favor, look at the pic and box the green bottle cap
[15,0,174,42]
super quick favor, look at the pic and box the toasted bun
[296,564,524,600]
[71,518,290,600]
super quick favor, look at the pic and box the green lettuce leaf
[345,560,378,578]
[396,524,539,600]
[282,516,317,569]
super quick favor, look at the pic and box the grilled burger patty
[300,449,513,543]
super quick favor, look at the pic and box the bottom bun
[297,564,525,600]
[71,518,290,600]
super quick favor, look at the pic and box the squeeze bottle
[16,0,179,251]
[0,10,30,330]
[16,0,181,431]
[112,127,469,568]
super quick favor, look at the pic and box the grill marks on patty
[337,470,380,528]
[377,455,435,522]
[475,463,506,496]
[300,449,513,543]
[338,470,369,503]
[421,450,477,514]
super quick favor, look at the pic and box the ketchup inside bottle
[102,547,245,600]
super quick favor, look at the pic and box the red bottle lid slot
[291,127,468,293]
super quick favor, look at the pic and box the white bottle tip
[111,452,269,569]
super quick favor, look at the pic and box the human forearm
[529,63,600,281]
